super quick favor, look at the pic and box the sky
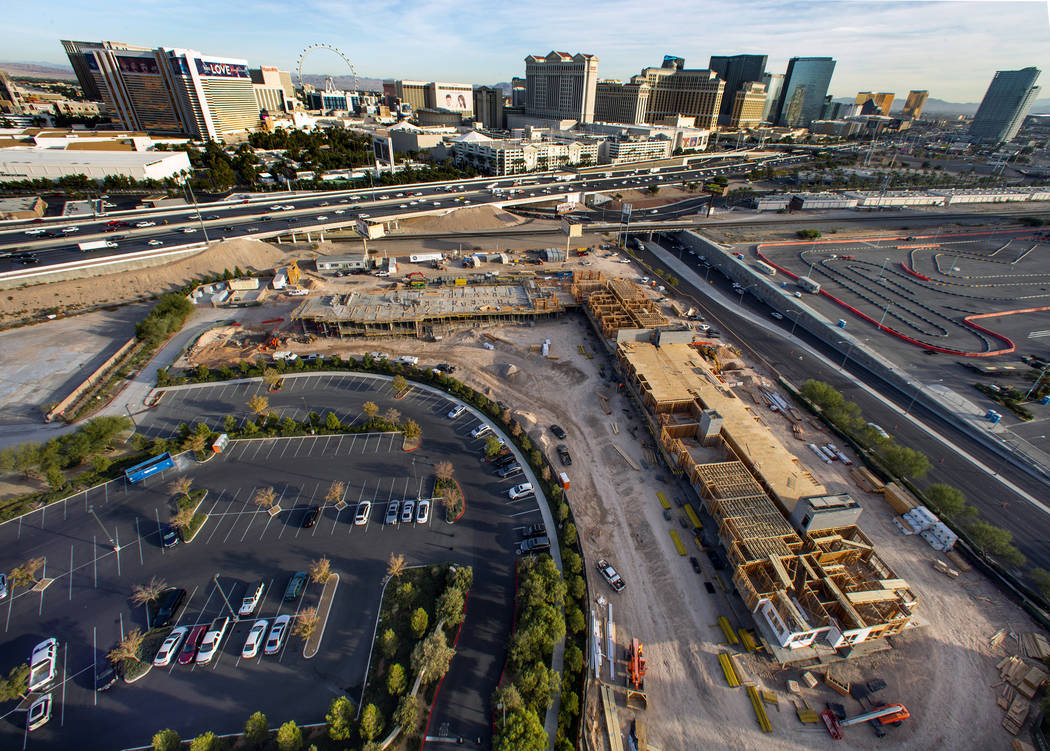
[3,0,1049,102]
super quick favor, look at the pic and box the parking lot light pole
[87,505,115,549]
[213,575,238,619]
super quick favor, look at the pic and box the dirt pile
[393,205,541,234]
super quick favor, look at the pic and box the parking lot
[0,374,546,750]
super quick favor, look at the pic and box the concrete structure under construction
[595,326,915,660]
[293,280,574,339]
[571,271,670,338]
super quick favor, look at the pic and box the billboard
[621,203,632,218]
[357,219,384,239]
[117,55,160,75]
[372,134,394,165]
[432,84,473,114]
[195,59,249,78]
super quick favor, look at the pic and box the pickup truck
[597,558,626,592]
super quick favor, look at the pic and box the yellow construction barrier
[718,653,740,687]
[747,686,773,732]
[657,491,671,510]
[683,504,702,528]
[694,535,704,551]
[669,529,686,555]
[454,278,467,286]
[739,629,758,653]
[717,616,739,645]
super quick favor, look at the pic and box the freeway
[638,234,1050,571]
[0,153,810,272]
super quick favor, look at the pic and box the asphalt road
[638,236,1050,571]
[0,373,543,750]
[0,154,810,271]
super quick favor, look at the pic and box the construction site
[291,277,576,340]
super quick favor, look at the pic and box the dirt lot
[176,246,1046,750]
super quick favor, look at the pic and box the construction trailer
[615,338,916,659]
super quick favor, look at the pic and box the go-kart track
[757,228,1050,357]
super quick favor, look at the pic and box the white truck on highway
[78,240,118,252]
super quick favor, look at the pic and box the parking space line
[204,490,233,545]
[69,544,74,600]
[135,518,144,566]
[92,536,98,588]
[219,489,249,544]
[510,507,539,517]
[239,489,265,543]
[276,492,299,540]
[60,642,67,727]
[258,487,290,541]
[114,528,121,577]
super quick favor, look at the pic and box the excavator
[821,703,910,739]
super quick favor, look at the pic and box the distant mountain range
[835,95,1050,117]
[0,61,76,80]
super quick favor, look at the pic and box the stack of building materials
[997,656,1048,699]
[896,505,937,535]
[1019,633,1050,661]
[998,684,1029,735]
[850,466,885,494]
[543,247,566,262]
[921,521,958,552]
[883,482,918,513]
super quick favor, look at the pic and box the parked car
[385,500,400,525]
[355,500,371,526]
[264,614,291,655]
[690,556,702,575]
[153,626,189,667]
[470,424,492,439]
[302,506,321,528]
[155,587,186,627]
[241,619,268,659]
[196,616,230,665]
[283,572,307,601]
[492,451,517,468]
[415,499,430,524]
[497,463,523,479]
[27,694,51,731]
[549,424,567,439]
[160,524,180,548]
[520,523,546,539]
[508,483,534,500]
[95,661,118,692]
[447,405,466,419]
[401,499,415,524]
[238,581,266,617]
[177,624,208,665]
[28,638,58,692]
[518,536,551,555]
[557,444,572,466]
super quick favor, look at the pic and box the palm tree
[108,628,145,666]
[387,552,407,580]
[253,487,277,510]
[384,408,401,425]
[324,481,344,506]
[10,557,46,589]
[130,576,167,629]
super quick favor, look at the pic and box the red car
[177,624,208,665]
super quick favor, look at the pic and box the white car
[238,581,265,617]
[415,499,430,524]
[269,205,283,210]
[28,638,58,692]
[62,226,80,233]
[316,215,328,220]
[153,626,189,667]
[358,213,371,218]
[147,239,164,246]
[374,271,390,277]
[470,424,492,439]
[401,499,415,524]
[354,500,371,526]
[335,209,345,214]
[264,614,291,655]
[183,227,197,233]
[241,619,268,658]
[24,228,46,235]
[27,694,51,732]
[135,221,156,228]
[508,483,534,501]
[447,405,466,419]
[195,616,230,664]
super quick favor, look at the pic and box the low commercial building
[0,195,45,219]
[598,136,673,164]
[0,147,190,182]
[315,254,370,273]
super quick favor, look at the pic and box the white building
[451,132,599,175]
[599,136,673,164]
[0,148,191,182]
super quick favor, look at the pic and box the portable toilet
[212,433,230,453]
[559,472,570,490]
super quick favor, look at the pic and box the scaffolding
[293,280,574,339]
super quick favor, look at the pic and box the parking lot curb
[419,591,471,746]
[180,489,209,543]
[448,478,466,524]
[402,436,421,452]
[123,662,152,685]
[303,573,339,660]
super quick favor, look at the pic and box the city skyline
[2,0,1048,102]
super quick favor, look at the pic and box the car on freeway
[497,463,522,479]
[147,239,164,246]
[355,500,372,526]
[239,581,266,616]
[335,209,345,214]
[134,221,156,228]
[320,201,330,206]
[284,571,307,601]
[242,619,268,658]
[415,499,430,524]
[182,227,198,234]
[447,404,466,419]
[206,214,220,220]
[597,558,626,592]
[27,694,51,731]
[518,535,551,555]
[177,624,208,665]
[401,499,415,524]
[359,213,370,218]
[508,483,534,501]
[316,215,328,220]
[399,203,408,208]
[557,444,572,466]
[161,524,180,548]
[470,423,492,439]
[302,505,321,528]
[195,616,230,664]
[264,614,291,655]
[24,228,46,235]
[95,661,118,692]
[269,205,283,210]
[155,587,186,627]
[380,194,389,199]
[28,638,58,692]
[62,226,80,233]
[385,500,400,525]
[549,424,567,439]
[153,626,188,667]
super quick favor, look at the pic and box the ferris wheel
[296,43,358,92]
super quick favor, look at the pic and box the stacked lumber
[850,466,885,494]
[997,684,1015,710]
[989,628,1007,648]
[884,482,919,513]
[1012,739,1037,751]
[792,423,805,440]
[997,656,1048,699]
[946,550,972,571]
[1003,695,1029,735]
[1020,633,1050,661]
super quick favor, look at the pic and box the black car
[493,452,517,469]
[521,523,546,539]
[95,662,117,692]
[690,556,702,575]
[205,215,219,220]
[557,444,572,466]
[160,525,180,548]
[497,464,523,479]
[302,506,321,528]
[549,424,567,439]
[154,587,187,627]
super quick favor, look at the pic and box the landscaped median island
[168,478,208,542]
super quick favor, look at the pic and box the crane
[821,703,910,739]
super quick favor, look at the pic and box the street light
[839,339,856,369]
